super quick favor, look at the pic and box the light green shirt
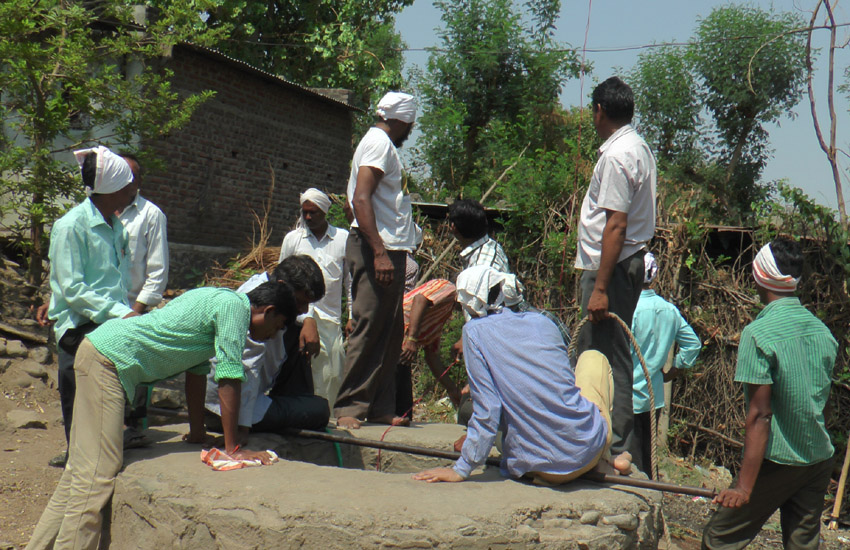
[87,287,251,400]
[47,198,133,341]
[735,297,837,465]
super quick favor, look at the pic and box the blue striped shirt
[454,309,608,478]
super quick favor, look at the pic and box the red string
[375,357,461,471]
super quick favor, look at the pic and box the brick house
[141,43,359,284]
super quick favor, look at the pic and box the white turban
[300,188,331,213]
[753,243,800,292]
[376,92,417,124]
[456,265,524,319]
[644,252,658,284]
[73,146,133,196]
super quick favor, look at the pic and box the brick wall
[142,46,354,254]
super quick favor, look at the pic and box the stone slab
[109,424,662,549]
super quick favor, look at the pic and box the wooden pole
[828,439,850,529]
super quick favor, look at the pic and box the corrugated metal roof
[177,42,364,113]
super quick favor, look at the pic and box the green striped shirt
[87,287,251,400]
[735,297,837,465]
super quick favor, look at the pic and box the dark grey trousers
[702,457,834,550]
[333,230,406,420]
[577,249,645,457]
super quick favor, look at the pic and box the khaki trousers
[534,350,614,485]
[27,338,125,550]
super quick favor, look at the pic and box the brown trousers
[333,230,406,420]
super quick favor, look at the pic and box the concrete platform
[107,423,662,549]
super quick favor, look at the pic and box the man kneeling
[414,266,630,484]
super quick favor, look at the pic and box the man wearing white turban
[44,145,140,467]
[334,91,421,429]
[279,188,349,413]
[703,238,837,550]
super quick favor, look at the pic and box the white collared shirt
[347,127,421,251]
[279,224,349,324]
[576,125,656,271]
[118,194,169,306]
[460,236,510,272]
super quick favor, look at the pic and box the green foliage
[167,0,413,129]
[0,0,221,285]
[629,4,807,226]
[414,0,582,194]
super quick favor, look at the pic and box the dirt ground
[3,355,850,549]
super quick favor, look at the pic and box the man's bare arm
[587,209,627,323]
[352,166,393,287]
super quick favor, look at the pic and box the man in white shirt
[117,154,169,440]
[279,188,348,414]
[449,199,510,273]
[574,76,657,459]
[204,255,330,439]
[334,91,421,430]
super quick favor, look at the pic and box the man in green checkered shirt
[27,282,296,550]
[702,238,837,550]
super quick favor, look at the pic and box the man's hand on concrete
[587,288,610,323]
[300,317,321,358]
[413,467,464,483]
[373,251,394,287]
[713,486,751,508]
[233,449,274,465]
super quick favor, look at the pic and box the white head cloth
[376,92,417,124]
[297,188,331,231]
[456,265,524,319]
[752,242,800,292]
[73,146,133,197]
[300,188,331,213]
[644,252,659,284]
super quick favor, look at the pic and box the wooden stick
[828,438,850,529]
[0,321,48,344]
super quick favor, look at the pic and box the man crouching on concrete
[27,282,294,550]
[414,266,630,485]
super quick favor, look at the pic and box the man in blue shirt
[414,266,631,484]
[630,253,701,474]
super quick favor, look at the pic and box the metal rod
[287,428,717,498]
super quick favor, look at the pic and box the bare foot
[369,415,410,426]
[453,435,466,452]
[337,416,362,430]
[612,452,632,475]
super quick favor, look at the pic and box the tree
[629,45,700,164]
[0,0,221,287]
[690,5,807,189]
[165,0,413,123]
[415,0,581,195]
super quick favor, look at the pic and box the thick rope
[568,313,657,481]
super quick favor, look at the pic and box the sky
[394,1,850,210]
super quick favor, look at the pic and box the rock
[458,525,477,536]
[6,410,47,429]
[28,346,52,365]
[0,359,11,375]
[5,340,27,358]
[10,374,33,388]
[150,388,185,409]
[18,359,48,380]
[603,513,639,531]
[544,518,573,529]
[513,524,540,542]
[580,511,601,525]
